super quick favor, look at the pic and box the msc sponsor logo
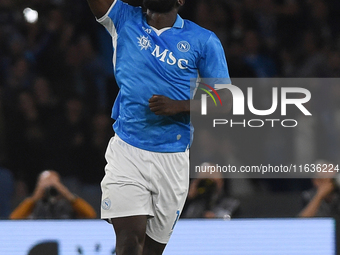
[137,35,190,69]
[152,45,189,69]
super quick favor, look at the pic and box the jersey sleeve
[197,33,230,82]
[96,0,140,36]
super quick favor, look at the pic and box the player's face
[143,0,178,13]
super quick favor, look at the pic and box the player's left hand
[149,95,182,116]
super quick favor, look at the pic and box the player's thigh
[101,178,153,219]
[112,215,147,241]
[146,187,187,244]
[112,215,148,255]
[143,234,166,255]
[146,150,189,244]
[101,136,154,219]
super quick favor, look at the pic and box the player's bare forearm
[149,95,189,116]
[87,0,114,18]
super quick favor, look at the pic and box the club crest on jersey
[177,41,190,52]
[102,198,111,210]
[137,35,152,50]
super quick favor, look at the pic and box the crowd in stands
[1,0,340,218]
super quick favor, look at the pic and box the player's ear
[177,0,185,7]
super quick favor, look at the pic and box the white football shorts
[101,135,189,244]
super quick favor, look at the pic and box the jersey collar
[173,14,184,29]
[143,14,184,29]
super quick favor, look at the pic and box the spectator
[82,111,113,185]
[183,162,240,219]
[46,96,90,181]
[299,161,340,217]
[9,170,96,219]
[32,76,60,128]
[242,30,277,77]
[6,90,47,191]
[6,57,34,91]
[296,31,328,77]
[1,0,340,216]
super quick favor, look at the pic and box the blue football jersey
[98,0,230,152]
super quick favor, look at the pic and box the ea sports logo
[177,41,190,52]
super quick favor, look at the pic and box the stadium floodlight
[23,8,38,24]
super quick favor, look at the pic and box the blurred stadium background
[1,0,340,250]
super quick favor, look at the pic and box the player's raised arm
[87,0,115,18]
